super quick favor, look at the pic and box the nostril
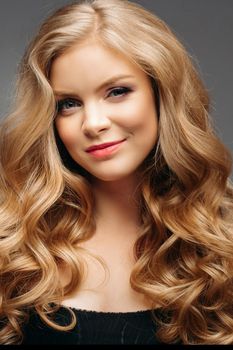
[82,116,111,136]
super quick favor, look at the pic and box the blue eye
[108,87,131,98]
[56,98,80,113]
[56,87,132,115]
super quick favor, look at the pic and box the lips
[86,139,125,152]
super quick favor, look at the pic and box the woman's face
[51,41,158,182]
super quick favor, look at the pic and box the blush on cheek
[55,121,74,145]
[114,102,141,125]
[63,138,77,150]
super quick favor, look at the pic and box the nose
[82,101,111,137]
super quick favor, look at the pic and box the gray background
[0,0,232,177]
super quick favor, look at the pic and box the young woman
[0,0,232,345]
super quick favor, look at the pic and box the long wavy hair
[0,0,232,345]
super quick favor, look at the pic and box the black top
[22,306,162,345]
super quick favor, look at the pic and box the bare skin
[60,178,153,312]
[51,40,158,312]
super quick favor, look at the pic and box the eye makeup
[56,86,133,115]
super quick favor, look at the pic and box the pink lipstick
[86,139,126,159]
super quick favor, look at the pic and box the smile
[86,140,126,159]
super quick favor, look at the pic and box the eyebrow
[54,74,134,97]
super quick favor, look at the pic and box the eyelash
[56,87,132,114]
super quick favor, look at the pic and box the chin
[93,174,127,182]
[91,169,138,182]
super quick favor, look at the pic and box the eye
[56,98,80,114]
[107,87,132,98]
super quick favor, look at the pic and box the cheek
[131,98,158,149]
[55,118,78,147]
[116,91,157,132]
[120,98,157,133]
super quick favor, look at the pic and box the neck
[91,175,142,239]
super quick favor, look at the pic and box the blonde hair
[0,0,233,344]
